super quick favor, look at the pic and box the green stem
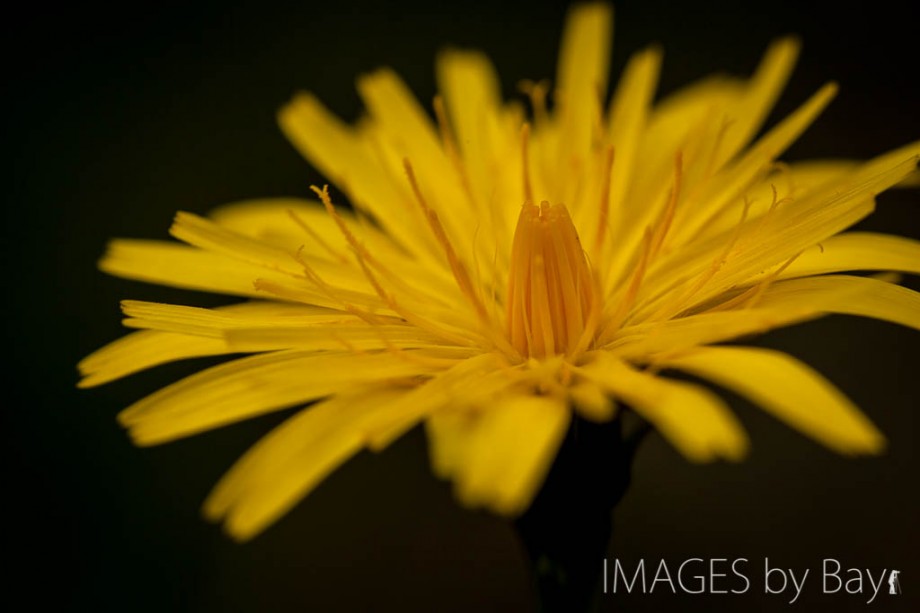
[515,414,648,612]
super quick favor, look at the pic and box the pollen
[507,201,596,359]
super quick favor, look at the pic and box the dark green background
[7,0,918,610]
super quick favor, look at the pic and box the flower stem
[515,414,648,612]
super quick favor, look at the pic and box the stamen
[597,228,653,345]
[433,95,480,213]
[518,79,550,127]
[751,182,793,238]
[706,251,802,313]
[593,145,616,258]
[285,209,350,264]
[289,247,387,326]
[308,185,451,306]
[521,123,534,205]
[646,196,753,323]
[649,151,683,259]
[703,117,734,179]
[403,162,490,319]
[311,185,480,348]
[403,161,516,355]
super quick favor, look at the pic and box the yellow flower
[80,4,920,541]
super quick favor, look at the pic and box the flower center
[507,201,596,359]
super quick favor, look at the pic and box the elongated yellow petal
[278,93,433,258]
[78,301,340,387]
[435,49,504,206]
[776,232,920,279]
[689,160,857,242]
[102,236,379,313]
[426,408,478,480]
[120,351,440,446]
[598,45,661,259]
[223,324,454,353]
[629,75,743,212]
[758,275,920,331]
[659,346,885,454]
[172,210,300,273]
[204,386,407,541]
[608,307,817,358]
[555,3,613,162]
[209,197,462,300]
[660,272,920,338]
[78,331,230,388]
[363,352,512,450]
[425,360,552,481]
[357,69,475,251]
[357,68,443,166]
[715,37,800,167]
[207,197,376,261]
[278,92,361,185]
[102,235,391,314]
[638,155,918,320]
[120,299,352,337]
[674,82,838,245]
[568,381,617,423]
[850,140,920,186]
[171,211,375,293]
[579,354,748,462]
[100,239,289,298]
[724,79,835,183]
[174,209,469,322]
[453,393,570,516]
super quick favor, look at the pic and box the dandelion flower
[80,3,920,541]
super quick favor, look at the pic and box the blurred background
[6,0,918,610]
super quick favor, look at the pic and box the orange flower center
[507,201,596,359]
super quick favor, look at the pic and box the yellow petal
[100,239,288,298]
[597,45,662,261]
[277,93,432,258]
[687,160,856,243]
[425,358,558,481]
[103,236,384,313]
[715,37,800,167]
[120,351,439,446]
[208,197,461,298]
[356,68,443,166]
[223,324,456,353]
[363,352,512,450]
[207,197,377,260]
[78,301,335,387]
[120,299,350,337]
[609,307,817,358]
[426,407,479,480]
[555,3,613,161]
[173,210,300,274]
[659,346,885,454]
[777,232,920,279]
[204,386,407,541]
[579,354,748,462]
[674,82,838,245]
[78,330,230,388]
[758,275,920,331]
[568,381,617,423]
[435,49,504,205]
[356,69,475,250]
[849,140,920,186]
[454,393,570,516]
[629,75,743,215]
[166,215,473,318]
[639,154,918,319]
